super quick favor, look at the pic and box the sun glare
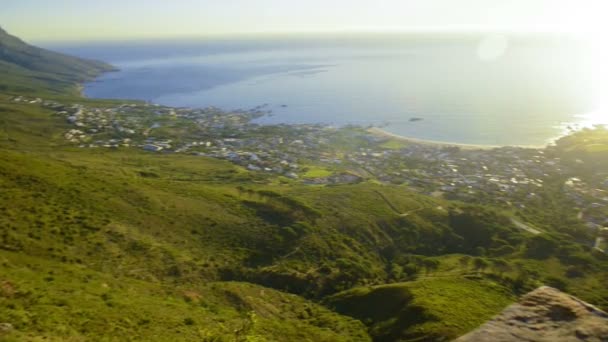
[570,2,608,126]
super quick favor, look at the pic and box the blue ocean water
[48,34,599,146]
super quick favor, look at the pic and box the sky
[0,0,606,41]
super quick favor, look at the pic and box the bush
[489,245,515,257]
[472,257,489,272]
[525,235,558,259]
[565,266,585,278]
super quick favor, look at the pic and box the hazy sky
[1,0,605,41]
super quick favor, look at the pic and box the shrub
[544,276,568,291]
[472,258,489,272]
[565,266,585,278]
[525,235,558,259]
[489,245,515,257]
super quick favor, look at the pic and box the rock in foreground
[455,286,608,342]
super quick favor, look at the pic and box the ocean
[47,33,601,146]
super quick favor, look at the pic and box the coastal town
[11,95,608,251]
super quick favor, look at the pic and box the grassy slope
[0,96,521,341]
[328,249,608,341]
[0,99,437,290]
[326,277,515,341]
[0,252,368,342]
[0,27,114,97]
[2,99,608,339]
[0,97,373,341]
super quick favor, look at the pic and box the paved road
[594,237,605,252]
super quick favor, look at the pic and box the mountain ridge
[0,26,115,96]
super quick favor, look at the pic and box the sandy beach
[367,127,508,150]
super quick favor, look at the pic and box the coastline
[80,68,557,152]
[367,127,546,150]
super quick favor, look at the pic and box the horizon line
[29,28,582,45]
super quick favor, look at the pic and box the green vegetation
[549,126,608,175]
[379,139,408,150]
[327,277,515,341]
[1,28,608,341]
[0,252,368,342]
[0,102,376,340]
[0,26,115,96]
[302,165,334,178]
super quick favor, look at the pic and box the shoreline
[80,72,559,152]
[367,127,546,150]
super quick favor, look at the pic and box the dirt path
[594,237,605,251]
[374,190,425,217]
[511,218,542,235]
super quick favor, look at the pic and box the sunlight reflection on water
[55,34,600,146]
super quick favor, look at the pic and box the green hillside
[326,277,515,341]
[0,98,376,341]
[2,93,608,341]
[1,28,608,341]
[0,26,115,96]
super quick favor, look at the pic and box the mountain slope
[2,97,607,341]
[325,277,516,341]
[0,26,115,96]
[0,101,374,340]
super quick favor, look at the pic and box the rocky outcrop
[0,323,13,334]
[455,286,608,342]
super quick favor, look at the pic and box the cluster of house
[344,143,553,203]
[10,96,361,183]
[563,177,608,209]
[10,94,608,251]
[563,176,608,240]
[9,96,608,213]
[10,96,44,105]
[188,126,353,182]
